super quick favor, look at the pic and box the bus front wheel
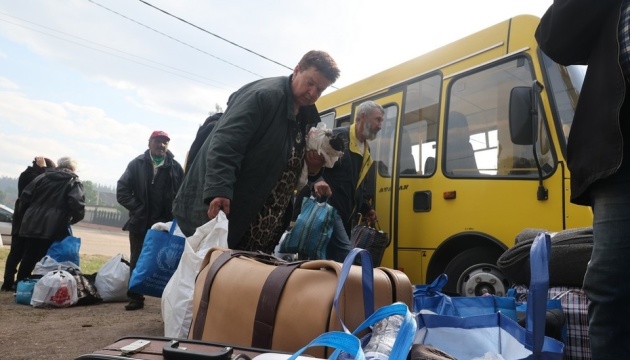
[443,248,510,296]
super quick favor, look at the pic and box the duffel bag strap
[190,250,233,339]
[252,263,301,349]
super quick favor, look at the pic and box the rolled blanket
[497,227,593,287]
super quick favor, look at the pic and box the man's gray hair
[356,101,385,121]
[57,156,78,172]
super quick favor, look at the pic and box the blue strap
[414,273,448,296]
[287,331,365,360]
[350,302,417,360]
[169,218,178,236]
[333,248,374,333]
[526,232,551,354]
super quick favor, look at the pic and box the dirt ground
[0,223,165,360]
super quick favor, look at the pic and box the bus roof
[316,14,541,115]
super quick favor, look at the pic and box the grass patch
[0,247,110,280]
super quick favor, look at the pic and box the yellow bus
[316,14,592,295]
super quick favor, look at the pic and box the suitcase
[75,336,279,359]
[189,247,413,358]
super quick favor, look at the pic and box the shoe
[1,283,14,292]
[125,300,144,311]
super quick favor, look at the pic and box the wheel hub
[458,264,508,296]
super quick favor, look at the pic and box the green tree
[83,180,98,206]
[0,189,6,204]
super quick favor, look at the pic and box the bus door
[360,92,404,269]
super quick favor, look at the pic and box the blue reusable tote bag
[415,233,564,360]
[46,226,81,266]
[128,220,185,298]
[280,196,336,260]
[413,273,518,321]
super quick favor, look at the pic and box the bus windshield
[541,53,586,149]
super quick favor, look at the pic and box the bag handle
[526,232,551,354]
[288,331,365,360]
[412,273,456,315]
[350,302,417,360]
[333,248,374,333]
[252,262,302,349]
[169,219,178,236]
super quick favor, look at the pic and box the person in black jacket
[116,130,184,311]
[173,50,340,254]
[536,1,630,357]
[14,156,85,284]
[297,101,383,262]
[1,156,56,291]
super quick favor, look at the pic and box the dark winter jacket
[17,168,85,240]
[11,163,48,236]
[536,0,627,205]
[117,149,184,233]
[173,75,322,246]
[320,124,375,235]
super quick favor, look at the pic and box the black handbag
[350,219,389,267]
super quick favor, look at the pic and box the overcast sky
[0,0,553,189]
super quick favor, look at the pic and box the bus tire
[442,247,509,296]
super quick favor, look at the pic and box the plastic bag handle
[287,331,365,360]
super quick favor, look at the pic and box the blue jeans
[326,212,353,262]
[584,164,630,359]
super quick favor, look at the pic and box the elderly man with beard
[303,100,384,262]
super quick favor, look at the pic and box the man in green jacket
[173,50,340,254]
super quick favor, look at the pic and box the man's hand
[305,150,325,175]
[208,197,231,219]
[365,209,378,224]
[313,181,332,198]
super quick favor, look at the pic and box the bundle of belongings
[498,226,593,360]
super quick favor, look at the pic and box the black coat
[11,164,48,236]
[17,169,85,241]
[536,0,627,205]
[117,149,184,233]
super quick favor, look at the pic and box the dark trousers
[127,230,147,302]
[2,235,26,288]
[15,237,54,283]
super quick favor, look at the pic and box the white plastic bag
[297,123,344,189]
[33,255,79,275]
[162,211,228,338]
[94,253,130,302]
[31,269,78,308]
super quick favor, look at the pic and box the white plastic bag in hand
[162,211,229,338]
[298,123,344,189]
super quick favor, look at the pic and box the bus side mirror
[509,86,534,145]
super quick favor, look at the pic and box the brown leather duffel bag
[189,247,412,358]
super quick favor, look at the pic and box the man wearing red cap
[116,130,184,310]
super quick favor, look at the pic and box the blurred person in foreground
[14,156,85,283]
[536,0,630,357]
[1,156,56,292]
[294,101,383,262]
[173,50,340,254]
[116,130,184,311]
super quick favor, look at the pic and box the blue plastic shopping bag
[46,226,81,266]
[129,220,185,298]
